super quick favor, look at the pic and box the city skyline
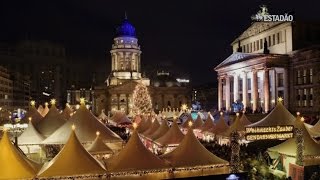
[1,1,320,85]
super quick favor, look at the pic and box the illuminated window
[303,88,307,107]
[303,69,307,84]
[297,70,302,85]
[310,88,313,107]
[309,68,313,84]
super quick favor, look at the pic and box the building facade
[215,7,320,116]
[0,66,13,110]
[94,18,191,115]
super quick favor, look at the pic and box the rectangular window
[310,88,313,107]
[253,42,256,51]
[250,43,252,52]
[256,40,259,50]
[272,34,276,45]
[268,36,271,47]
[297,89,301,107]
[303,69,307,84]
[303,88,307,107]
[246,44,249,53]
[260,39,263,49]
[243,45,246,53]
[247,78,251,90]
[277,32,280,44]
[297,70,302,85]
[278,73,284,87]
[310,68,313,84]
[239,79,243,91]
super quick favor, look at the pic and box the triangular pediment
[215,52,265,70]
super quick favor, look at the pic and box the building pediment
[231,22,285,45]
[215,52,266,70]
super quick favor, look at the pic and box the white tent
[37,127,106,178]
[42,103,122,144]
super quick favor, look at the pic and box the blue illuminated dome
[116,18,136,37]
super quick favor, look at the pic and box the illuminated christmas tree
[132,82,152,115]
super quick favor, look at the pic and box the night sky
[1,0,320,85]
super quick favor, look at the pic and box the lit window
[297,70,302,85]
[310,68,313,84]
[310,88,313,107]
[303,70,307,84]
[303,88,307,107]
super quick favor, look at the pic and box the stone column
[264,68,270,112]
[226,75,231,111]
[252,69,258,112]
[242,72,248,110]
[218,77,223,111]
[284,68,289,107]
[233,74,239,102]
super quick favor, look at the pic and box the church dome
[116,18,136,37]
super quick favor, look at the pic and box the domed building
[94,17,191,114]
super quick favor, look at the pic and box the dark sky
[1,0,320,85]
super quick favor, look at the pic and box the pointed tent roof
[181,115,194,129]
[160,126,228,168]
[111,112,131,125]
[239,113,251,126]
[87,132,113,155]
[268,116,320,157]
[106,127,168,172]
[18,120,45,145]
[222,113,245,137]
[38,127,106,177]
[61,103,73,120]
[155,120,184,147]
[149,119,170,140]
[193,114,204,129]
[20,102,43,125]
[0,130,39,179]
[212,113,229,135]
[137,117,152,133]
[36,103,66,137]
[247,100,295,127]
[142,118,160,136]
[42,103,122,144]
[200,113,215,132]
[40,103,49,117]
[37,105,44,115]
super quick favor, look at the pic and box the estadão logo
[251,5,294,22]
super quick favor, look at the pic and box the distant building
[0,40,67,107]
[0,66,13,110]
[192,83,218,111]
[214,6,320,117]
[94,18,191,115]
